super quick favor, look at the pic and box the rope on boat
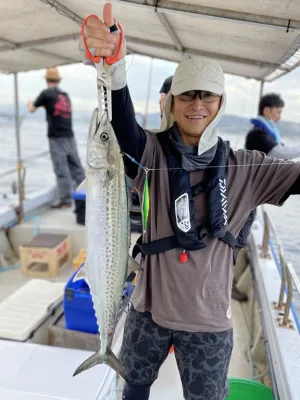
[0,215,41,272]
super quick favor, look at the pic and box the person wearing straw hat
[81,3,300,399]
[27,67,85,209]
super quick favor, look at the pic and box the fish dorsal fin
[76,179,86,192]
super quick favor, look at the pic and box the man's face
[264,106,283,123]
[171,90,221,146]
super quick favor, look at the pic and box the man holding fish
[79,3,300,399]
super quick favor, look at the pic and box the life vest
[132,134,255,264]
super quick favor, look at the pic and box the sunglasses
[178,90,221,103]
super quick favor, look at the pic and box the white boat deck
[0,205,251,399]
[148,300,251,400]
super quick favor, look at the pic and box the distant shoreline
[1,109,300,138]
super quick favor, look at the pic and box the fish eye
[100,132,109,141]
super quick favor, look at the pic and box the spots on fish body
[82,128,129,372]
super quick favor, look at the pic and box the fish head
[87,109,120,171]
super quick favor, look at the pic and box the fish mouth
[87,157,105,169]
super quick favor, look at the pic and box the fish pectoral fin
[76,179,86,192]
[73,347,127,381]
[72,263,90,287]
[127,255,140,275]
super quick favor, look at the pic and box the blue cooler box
[72,189,86,225]
[64,270,136,334]
[63,269,99,334]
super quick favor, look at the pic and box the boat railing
[0,150,51,223]
[260,209,300,330]
[0,150,50,180]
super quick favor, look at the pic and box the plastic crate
[63,269,99,334]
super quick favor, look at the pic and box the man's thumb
[103,2,114,27]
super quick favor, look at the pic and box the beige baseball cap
[171,57,224,96]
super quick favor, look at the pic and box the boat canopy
[1,0,300,81]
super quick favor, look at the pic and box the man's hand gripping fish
[73,15,137,381]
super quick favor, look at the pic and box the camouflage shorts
[120,307,233,400]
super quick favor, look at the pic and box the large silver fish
[72,108,135,380]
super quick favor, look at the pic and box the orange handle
[81,14,123,65]
[106,22,123,65]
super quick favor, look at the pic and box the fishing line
[139,162,298,171]
[126,54,135,73]
[122,152,298,172]
[122,150,299,232]
[122,152,148,173]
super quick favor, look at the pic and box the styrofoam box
[0,279,65,341]
[0,340,116,400]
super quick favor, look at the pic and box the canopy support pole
[257,80,265,114]
[14,72,25,223]
[142,57,154,129]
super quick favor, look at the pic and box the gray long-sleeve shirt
[245,126,300,160]
[269,143,300,159]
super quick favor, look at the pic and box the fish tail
[73,347,127,381]
[104,346,127,380]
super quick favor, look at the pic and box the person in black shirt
[159,75,172,118]
[28,67,85,208]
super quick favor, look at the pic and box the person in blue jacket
[246,93,300,159]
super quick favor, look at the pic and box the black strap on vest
[133,229,236,258]
[132,235,181,258]
[131,131,240,259]
[191,182,204,197]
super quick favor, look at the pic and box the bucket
[227,378,274,400]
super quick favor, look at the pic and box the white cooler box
[0,279,64,344]
[0,340,117,400]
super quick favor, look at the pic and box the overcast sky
[1,54,300,123]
